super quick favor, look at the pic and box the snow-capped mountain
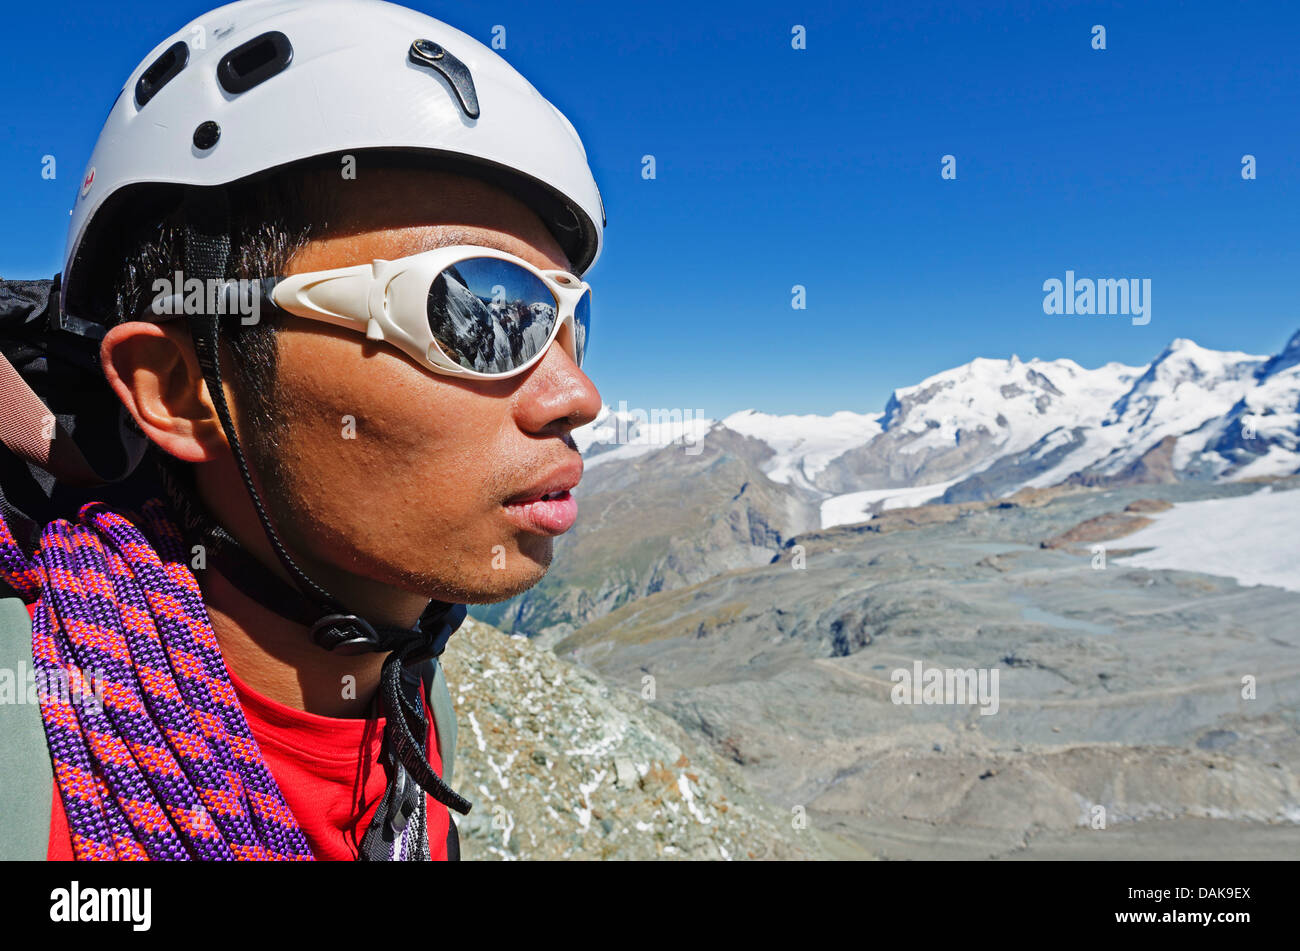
[1194,329,1300,481]
[574,330,1300,529]
[943,338,1273,497]
[720,409,882,492]
[1084,339,1267,476]
[814,354,1146,496]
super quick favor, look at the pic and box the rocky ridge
[439,616,826,860]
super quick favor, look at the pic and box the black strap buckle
[310,613,382,654]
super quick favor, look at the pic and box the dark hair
[95,162,340,452]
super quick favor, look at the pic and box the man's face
[244,167,602,605]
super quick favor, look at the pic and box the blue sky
[4,0,1298,417]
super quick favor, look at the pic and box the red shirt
[46,659,448,861]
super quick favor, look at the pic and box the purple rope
[2,497,314,860]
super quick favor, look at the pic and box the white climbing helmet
[61,0,605,326]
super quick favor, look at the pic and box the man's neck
[200,565,389,718]
[186,454,434,716]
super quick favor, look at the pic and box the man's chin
[459,566,551,605]
[405,532,555,605]
[451,544,553,604]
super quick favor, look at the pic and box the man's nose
[515,321,602,436]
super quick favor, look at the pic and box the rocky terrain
[439,616,829,860]
[551,477,1300,859]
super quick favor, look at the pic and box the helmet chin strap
[177,187,471,859]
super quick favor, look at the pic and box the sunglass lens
[574,288,591,367]
[427,258,558,373]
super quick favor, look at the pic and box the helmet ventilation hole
[217,31,294,95]
[135,41,190,108]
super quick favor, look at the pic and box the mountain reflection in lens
[574,288,590,367]
[427,258,558,373]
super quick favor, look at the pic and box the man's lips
[502,458,583,535]
[502,490,578,535]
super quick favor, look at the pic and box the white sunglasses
[152,245,591,380]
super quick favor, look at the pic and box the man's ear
[100,321,229,462]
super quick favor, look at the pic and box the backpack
[0,276,151,546]
[0,276,462,860]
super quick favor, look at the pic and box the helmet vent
[217,31,294,95]
[135,41,189,108]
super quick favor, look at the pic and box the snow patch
[820,478,964,528]
[1119,487,1300,593]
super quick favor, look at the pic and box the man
[0,0,604,860]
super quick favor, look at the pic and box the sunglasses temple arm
[257,276,281,313]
